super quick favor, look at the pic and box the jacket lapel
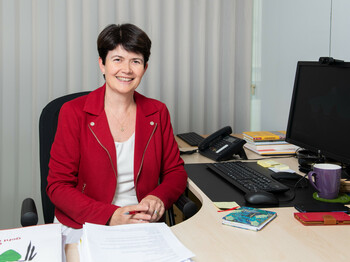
[81,85,159,180]
[134,92,159,177]
[83,85,117,171]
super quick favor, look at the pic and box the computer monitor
[285,59,350,169]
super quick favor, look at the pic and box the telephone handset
[198,126,247,161]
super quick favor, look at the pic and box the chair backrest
[39,91,90,223]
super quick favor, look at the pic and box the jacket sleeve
[147,105,188,209]
[46,102,117,228]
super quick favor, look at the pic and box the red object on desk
[294,212,350,225]
[217,206,239,213]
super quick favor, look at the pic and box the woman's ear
[98,57,105,74]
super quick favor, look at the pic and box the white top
[112,132,138,207]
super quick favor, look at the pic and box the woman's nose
[121,61,132,73]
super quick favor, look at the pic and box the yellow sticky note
[257,160,280,168]
[213,202,239,210]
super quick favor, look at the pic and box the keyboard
[177,132,204,146]
[207,161,289,194]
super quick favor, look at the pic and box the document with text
[79,222,194,262]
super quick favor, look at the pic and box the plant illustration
[0,241,37,262]
[0,249,21,262]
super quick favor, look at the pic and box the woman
[47,24,187,230]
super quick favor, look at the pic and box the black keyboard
[207,162,289,194]
[177,132,204,146]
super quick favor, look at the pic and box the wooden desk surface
[66,137,350,262]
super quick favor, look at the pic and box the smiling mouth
[116,76,134,82]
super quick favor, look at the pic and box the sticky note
[213,202,239,210]
[257,160,280,168]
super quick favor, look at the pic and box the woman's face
[99,45,148,95]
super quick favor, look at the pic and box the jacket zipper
[88,123,157,200]
[82,183,86,194]
[135,123,157,190]
[88,125,118,181]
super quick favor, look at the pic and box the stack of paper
[0,223,62,261]
[79,222,194,262]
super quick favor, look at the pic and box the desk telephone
[198,126,247,161]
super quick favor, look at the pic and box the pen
[124,211,138,215]
[217,206,239,212]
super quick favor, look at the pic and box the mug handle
[308,171,320,192]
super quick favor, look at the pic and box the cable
[278,172,309,203]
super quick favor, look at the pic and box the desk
[66,138,350,262]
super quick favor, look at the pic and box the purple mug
[308,163,341,199]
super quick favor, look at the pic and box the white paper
[80,222,194,262]
[269,167,296,173]
[0,223,62,262]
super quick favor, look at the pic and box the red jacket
[47,85,187,229]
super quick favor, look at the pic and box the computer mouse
[271,172,302,181]
[244,191,279,205]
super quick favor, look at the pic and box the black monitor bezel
[285,60,350,166]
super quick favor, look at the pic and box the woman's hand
[108,204,151,226]
[108,195,165,225]
[139,195,165,222]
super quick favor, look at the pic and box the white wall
[251,0,350,131]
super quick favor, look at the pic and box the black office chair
[21,91,196,227]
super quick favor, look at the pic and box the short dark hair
[97,23,151,67]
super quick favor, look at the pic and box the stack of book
[243,131,299,155]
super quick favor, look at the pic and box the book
[294,212,350,225]
[0,224,62,262]
[222,206,277,231]
[245,139,288,145]
[244,143,299,152]
[243,131,286,141]
[245,143,299,151]
[244,143,299,155]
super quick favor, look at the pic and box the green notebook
[222,206,277,231]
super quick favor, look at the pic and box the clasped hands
[109,195,165,226]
